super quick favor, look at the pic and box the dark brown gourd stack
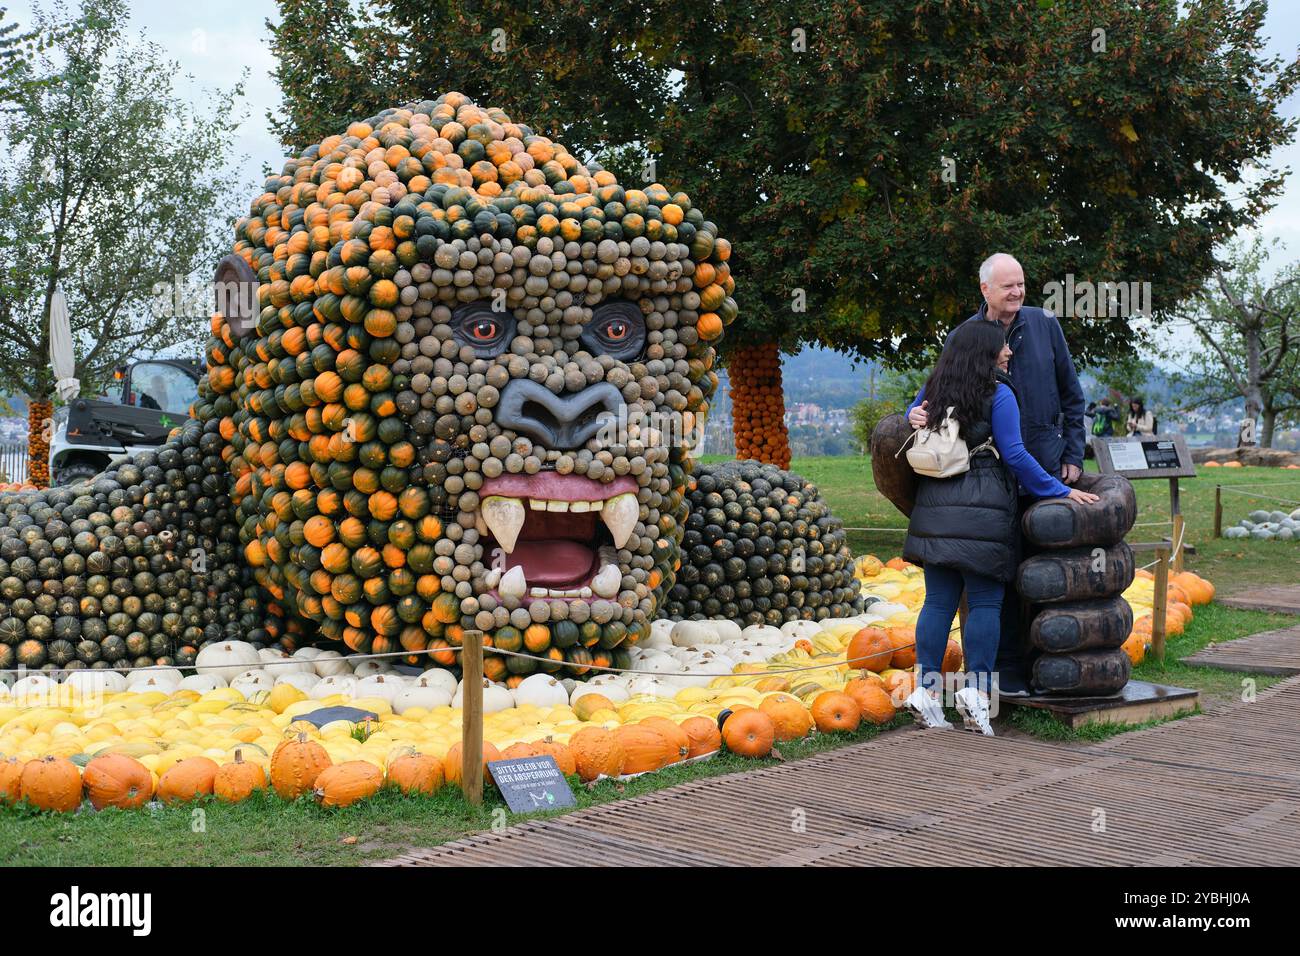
[1017,472,1137,695]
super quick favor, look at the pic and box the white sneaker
[954,687,995,736]
[904,688,953,730]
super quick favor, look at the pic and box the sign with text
[487,755,576,814]
[1092,434,1196,480]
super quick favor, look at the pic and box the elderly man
[908,252,1086,696]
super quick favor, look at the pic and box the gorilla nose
[495,379,624,449]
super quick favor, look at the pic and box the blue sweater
[909,384,1072,499]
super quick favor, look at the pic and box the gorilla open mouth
[476,473,638,602]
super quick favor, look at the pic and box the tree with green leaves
[0,0,247,481]
[269,0,1300,464]
[1168,238,1300,447]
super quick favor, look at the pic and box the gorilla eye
[470,319,500,341]
[452,304,515,358]
[581,301,645,361]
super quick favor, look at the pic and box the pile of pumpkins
[1221,508,1300,541]
[0,609,917,812]
[1119,569,1215,665]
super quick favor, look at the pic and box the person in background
[908,252,1087,697]
[1087,397,1120,437]
[1127,397,1155,436]
[902,321,1098,735]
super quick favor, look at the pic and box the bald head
[979,253,1025,325]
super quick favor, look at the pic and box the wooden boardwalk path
[1182,624,1300,676]
[1218,584,1300,615]
[378,676,1300,867]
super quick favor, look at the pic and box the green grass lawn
[2,456,1295,866]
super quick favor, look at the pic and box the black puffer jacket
[902,395,1020,582]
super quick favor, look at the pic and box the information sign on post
[1092,434,1197,571]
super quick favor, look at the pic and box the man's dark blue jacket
[964,303,1086,477]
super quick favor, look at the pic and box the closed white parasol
[49,287,80,401]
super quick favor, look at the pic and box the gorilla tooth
[591,563,621,598]
[601,493,639,549]
[499,565,527,599]
[481,496,525,553]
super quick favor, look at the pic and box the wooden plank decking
[377,676,1300,867]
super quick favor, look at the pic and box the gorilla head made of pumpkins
[0,92,860,680]
[202,92,734,676]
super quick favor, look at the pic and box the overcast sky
[7,0,1300,370]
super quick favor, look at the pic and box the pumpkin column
[728,342,791,469]
[27,399,52,488]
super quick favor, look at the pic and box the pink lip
[479,473,638,501]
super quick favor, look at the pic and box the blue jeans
[916,564,1004,694]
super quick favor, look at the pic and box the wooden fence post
[1213,485,1222,539]
[1152,546,1169,664]
[461,629,484,805]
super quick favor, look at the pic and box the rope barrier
[1216,486,1300,507]
[0,635,921,682]
[1135,519,1186,572]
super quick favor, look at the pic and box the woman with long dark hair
[1127,396,1155,436]
[901,320,1099,734]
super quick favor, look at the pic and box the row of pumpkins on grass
[0,609,922,812]
[1120,568,1215,664]
[0,679,901,812]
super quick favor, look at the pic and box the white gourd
[355,674,405,703]
[452,679,514,713]
[310,674,357,700]
[670,619,718,647]
[512,674,570,708]
[311,650,352,677]
[178,673,228,693]
[273,671,321,693]
[195,641,261,681]
[393,683,453,714]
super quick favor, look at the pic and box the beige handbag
[896,406,997,478]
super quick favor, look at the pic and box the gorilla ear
[451,302,516,358]
[581,301,645,362]
[213,255,258,338]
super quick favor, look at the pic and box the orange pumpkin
[637,717,691,763]
[941,639,963,675]
[847,626,894,672]
[885,625,917,668]
[314,761,383,807]
[532,739,577,776]
[810,691,862,733]
[157,756,219,804]
[845,678,898,725]
[214,750,267,803]
[881,669,916,704]
[271,734,332,800]
[443,741,501,787]
[19,756,82,812]
[614,725,676,774]
[1122,631,1148,666]
[721,708,776,758]
[386,753,445,794]
[680,716,722,758]
[500,742,543,762]
[0,756,25,805]
[569,726,625,781]
[572,693,616,721]
[758,694,814,741]
[82,754,153,810]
